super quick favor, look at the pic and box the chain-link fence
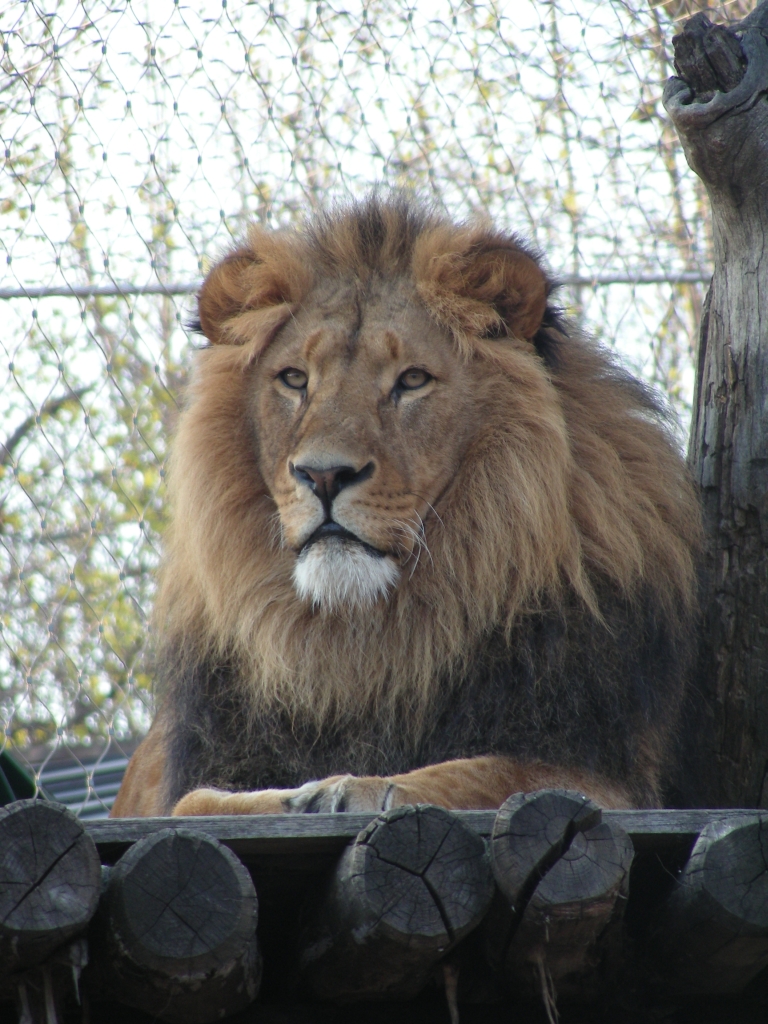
[0,0,740,816]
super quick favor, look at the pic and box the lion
[111,194,700,820]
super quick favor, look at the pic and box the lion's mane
[155,195,700,810]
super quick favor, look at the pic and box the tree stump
[93,827,261,1023]
[666,0,768,808]
[0,799,101,975]
[487,791,634,1007]
[648,816,768,993]
[298,804,494,1001]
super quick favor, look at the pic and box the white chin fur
[293,539,400,610]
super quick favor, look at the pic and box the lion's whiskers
[267,508,286,549]
[410,492,445,530]
[392,513,432,578]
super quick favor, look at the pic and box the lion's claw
[285,775,398,813]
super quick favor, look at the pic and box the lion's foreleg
[170,756,634,816]
[387,757,634,810]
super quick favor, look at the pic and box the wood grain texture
[672,11,747,101]
[0,799,101,975]
[92,827,261,1023]
[4,800,768,1016]
[298,804,494,1001]
[664,0,768,808]
[490,790,603,912]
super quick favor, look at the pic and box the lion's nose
[290,461,374,515]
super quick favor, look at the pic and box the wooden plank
[86,808,768,864]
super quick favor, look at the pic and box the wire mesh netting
[0,0,740,815]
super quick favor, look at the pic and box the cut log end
[299,803,494,1001]
[96,827,261,1023]
[0,799,101,975]
[490,789,603,912]
[488,790,634,1005]
[650,816,768,994]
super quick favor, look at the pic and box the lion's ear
[197,228,312,345]
[413,228,549,344]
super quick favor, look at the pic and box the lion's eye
[397,368,431,391]
[279,368,308,390]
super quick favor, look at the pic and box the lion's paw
[170,776,402,816]
[284,775,400,813]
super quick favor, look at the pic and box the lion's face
[182,199,566,619]
[254,274,479,609]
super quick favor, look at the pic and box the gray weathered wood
[298,804,494,1001]
[487,791,634,1006]
[490,790,603,913]
[648,816,768,993]
[0,800,101,975]
[665,1,768,808]
[92,827,261,1023]
[85,808,768,865]
[671,11,747,101]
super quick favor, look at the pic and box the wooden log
[298,804,494,1001]
[487,790,634,1004]
[490,790,602,913]
[648,816,768,994]
[0,799,101,975]
[92,827,261,1023]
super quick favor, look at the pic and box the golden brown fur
[112,195,700,819]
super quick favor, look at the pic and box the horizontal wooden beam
[86,808,767,864]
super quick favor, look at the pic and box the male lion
[112,195,700,819]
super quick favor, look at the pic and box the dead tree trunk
[665,2,768,807]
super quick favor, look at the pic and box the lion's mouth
[301,521,387,560]
[293,520,400,609]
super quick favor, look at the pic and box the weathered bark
[665,1,768,807]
